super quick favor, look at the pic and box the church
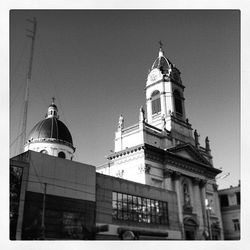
[97,44,223,240]
[10,44,223,240]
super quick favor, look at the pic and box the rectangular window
[112,191,168,225]
[112,192,118,220]
[236,192,240,205]
[220,194,229,207]
[232,219,240,231]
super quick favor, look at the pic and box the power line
[10,39,29,82]
[28,173,96,189]
[27,180,95,197]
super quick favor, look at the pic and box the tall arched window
[173,90,183,116]
[151,90,161,115]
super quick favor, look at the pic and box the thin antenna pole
[41,182,47,239]
[19,17,37,153]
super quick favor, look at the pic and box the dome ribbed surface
[27,117,73,145]
[152,56,173,74]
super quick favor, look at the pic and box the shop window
[112,191,168,225]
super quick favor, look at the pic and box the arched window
[40,149,48,154]
[58,151,66,159]
[151,90,161,115]
[173,90,183,115]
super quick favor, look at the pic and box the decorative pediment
[167,143,211,166]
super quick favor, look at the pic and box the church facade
[10,44,224,240]
[97,45,223,240]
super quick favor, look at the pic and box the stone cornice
[108,143,221,178]
[145,79,164,90]
[164,151,221,178]
[144,143,221,178]
[107,144,145,160]
[167,143,211,166]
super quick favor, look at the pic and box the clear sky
[10,10,240,189]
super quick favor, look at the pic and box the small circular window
[40,149,48,154]
[58,151,66,159]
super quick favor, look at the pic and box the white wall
[24,141,74,160]
[109,151,146,184]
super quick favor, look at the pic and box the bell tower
[146,43,193,143]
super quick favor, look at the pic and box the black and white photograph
[4,3,247,248]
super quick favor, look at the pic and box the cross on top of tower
[52,96,55,104]
[159,40,163,49]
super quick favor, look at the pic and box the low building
[218,184,240,240]
[95,173,181,240]
[10,150,182,240]
[10,151,96,240]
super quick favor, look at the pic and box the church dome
[26,117,73,147]
[25,98,75,155]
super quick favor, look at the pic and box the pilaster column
[199,180,208,232]
[146,97,152,123]
[163,169,173,190]
[160,90,167,116]
[172,171,184,238]
[192,178,202,213]
[115,130,123,152]
[213,183,224,240]
[192,178,205,239]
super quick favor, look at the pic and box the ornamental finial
[118,114,124,130]
[194,129,200,147]
[205,136,211,152]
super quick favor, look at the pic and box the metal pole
[19,17,37,153]
[41,182,47,239]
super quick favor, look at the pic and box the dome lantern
[46,97,59,119]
